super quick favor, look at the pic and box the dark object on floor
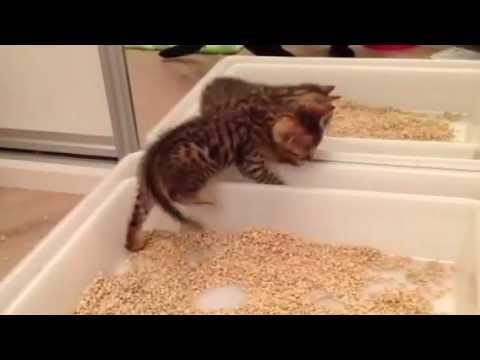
[244,45,294,56]
[160,45,293,58]
[159,45,204,58]
[328,45,356,57]
[159,45,355,58]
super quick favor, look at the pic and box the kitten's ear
[320,103,335,126]
[322,111,334,127]
[296,103,335,129]
[272,117,298,144]
[318,85,335,95]
[301,84,337,95]
[327,95,341,102]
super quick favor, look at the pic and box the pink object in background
[365,45,417,51]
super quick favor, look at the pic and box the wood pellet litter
[75,229,453,315]
[328,100,459,141]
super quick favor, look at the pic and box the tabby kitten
[200,77,339,165]
[126,102,335,252]
[200,77,339,117]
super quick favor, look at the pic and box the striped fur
[126,102,335,252]
[200,77,339,118]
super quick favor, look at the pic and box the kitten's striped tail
[126,185,152,252]
[143,146,204,232]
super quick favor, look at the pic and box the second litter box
[147,56,480,171]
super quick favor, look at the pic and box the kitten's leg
[126,183,154,252]
[186,184,216,205]
[169,173,214,205]
[167,175,212,233]
[236,148,285,185]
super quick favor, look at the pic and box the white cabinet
[0,45,117,157]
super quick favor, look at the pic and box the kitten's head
[272,102,335,162]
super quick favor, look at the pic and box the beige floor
[0,45,448,283]
[0,187,82,280]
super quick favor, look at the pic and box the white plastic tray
[2,151,480,314]
[147,56,480,171]
[3,57,480,314]
[2,177,480,314]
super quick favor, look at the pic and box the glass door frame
[98,45,140,159]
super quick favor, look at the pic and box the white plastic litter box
[1,151,480,314]
[2,56,480,314]
[148,56,480,171]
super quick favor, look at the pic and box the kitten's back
[200,78,260,115]
[200,77,338,116]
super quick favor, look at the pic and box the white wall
[0,45,113,137]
